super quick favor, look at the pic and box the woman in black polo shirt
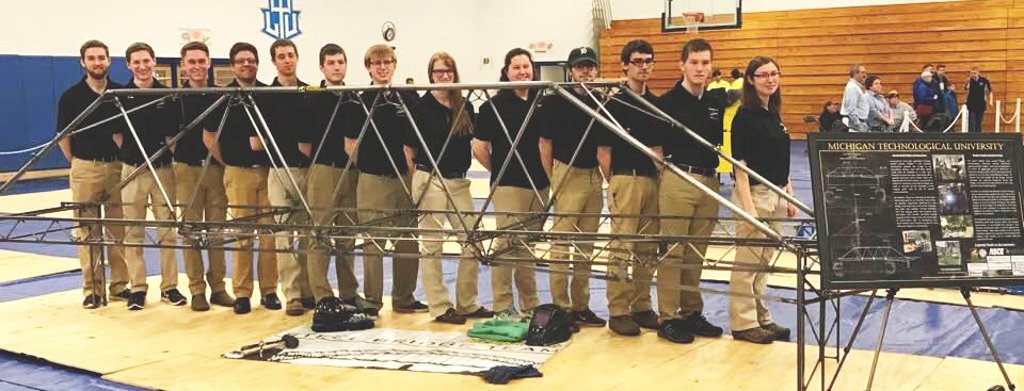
[729,56,796,345]
[404,52,493,324]
[472,48,549,315]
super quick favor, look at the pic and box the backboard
[662,0,742,32]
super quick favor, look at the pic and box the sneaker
[631,310,660,330]
[261,293,282,310]
[658,319,695,344]
[761,323,791,341]
[110,289,131,302]
[82,294,104,309]
[434,308,467,325]
[608,315,641,336]
[572,308,607,327]
[461,307,495,318]
[301,297,316,310]
[732,326,775,344]
[209,291,235,307]
[191,294,210,312]
[680,312,723,337]
[161,289,187,306]
[393,300,429,314]
[127,291,146,311]
[234,297,251,314]
[341,296,379,318]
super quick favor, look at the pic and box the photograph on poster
[933,154,966,181]
[937,183,970,214]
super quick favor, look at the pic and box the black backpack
[525,304,573,346]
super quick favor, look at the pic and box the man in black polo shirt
[965,66,993,133]
[58,40,130,309]
[538,46,605,327]
[597,39,662,337]
[116,42,185,310]
[202,42,279,315]
[299,43,367,312]
[344,44,425,314]
[174,41,232,311]
[653,38,728,343]
[256,39,313,316]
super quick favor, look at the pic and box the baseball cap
[887,89,899,98]
[567,47,598,67]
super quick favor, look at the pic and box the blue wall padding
[0,55,130,173]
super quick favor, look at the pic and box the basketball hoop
[681,11,705,34]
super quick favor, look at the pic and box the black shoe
[658,319,695,344]
[82,294,104,309]
[732,326,775,344]
[572,308,607,327]
[393,300,429,314]
[234,298,251,314]
[312,297,375,332]
[161,289,187,306]
[301,297,316,310]
[630,310,659,330]
[209,291,235,307]
[341,296,379,318]
[461,307,495,319]
[434,308,467,325]
[261,293,282,310]
[608,315,641,336]
[761,323,791,341]
[110,289,131,302]
[127,291,146,311]
[680,312,723,337]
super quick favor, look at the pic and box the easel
[825,287,1017,391]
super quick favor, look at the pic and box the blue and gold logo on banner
[261,0,301,40]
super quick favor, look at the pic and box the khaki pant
[174,163,228,297]
[268,167,311,308]
[548,161,601,311]
[656,173,719,321]
[70,158,128,297]
[729,184,784,331]
[121,165,178,293]
[411,170,480,317]
[492,185,548,313]
[606,175,657,317]
[223,166,277,299]
[356,172,419,308]
[306,164,360,301]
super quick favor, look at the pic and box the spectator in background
[965,66,993,133]
[708,68,729,89]
[865,75,893,131]
[887,90,917,131]
[913,70,939,125]
[818,100,841,132]
[840,63,869,131]
[944,82,960,120]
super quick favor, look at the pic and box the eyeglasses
[628,59,655,67]
[431,69,454,76]
[233,58,257,65]
[753,71,782,79]
[369,59,395,68]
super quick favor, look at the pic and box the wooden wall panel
[600,0,1019,138]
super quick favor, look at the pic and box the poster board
[808,132,1024,289]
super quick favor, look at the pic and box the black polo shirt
[174,80,219,166]
[474,90,550,189]
[202,79,269,167]
[657,81,727,169]
[344,89,420,176]
[596,88,665,173]
[257,77,309,168]
[115,79,177,167]
[731,106,790,187]
[296,81,357,168]
[537,89,603,168]
[57,77,123,161]
[404,92,475,175]
[966,76,991,112]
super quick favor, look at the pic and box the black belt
[669,162,716,177]
[416,164,466,179]
[79,156,118,163]
[127,161,172,169]
[612,168,657,178]
[365,170,400,179]
[176,159,217,167]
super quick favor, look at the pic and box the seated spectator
[913,71,939,124]
[819,100,841,132]
[865,75,894,132]
[887,90,917,131]
[943,82,960,119]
